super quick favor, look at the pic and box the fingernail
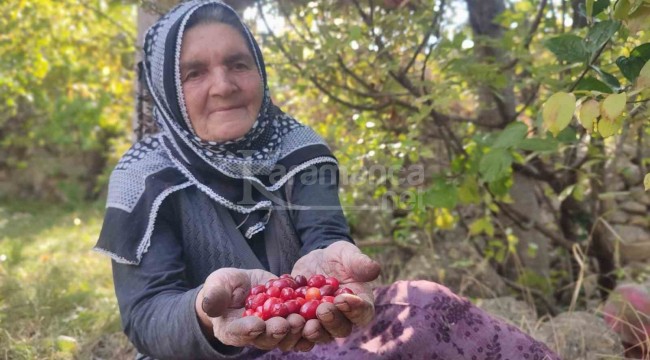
[336,302,351,312]
[201,296,210,313]
[319,310,334,322]
[249,330,263,337]
[272,332,288,339]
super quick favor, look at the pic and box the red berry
[322,296,335,303]
[265,278,277,290]
[250,284,267,296]
[308,274,326,288]
[263,297,282,316]
[299,299,320,320]
[280,287,296,301]
[272,279,293,289]
[334,287,354,296]
[266,286,281,298]
[294,275,308,287]
[253,311,263,319]
[280,274,293,279]
[295,297,306,306]
[285,299,301,314]
[242,308,255,317]
[271,302,290,318]
[295,286,308,298]
[324,277,340,289]
[248,293,268,310]
[320,285,336,296]
[305,287,322,301]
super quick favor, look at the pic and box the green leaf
[593,0,611,15]
[575,76,614,93]
[492,122,528,149]
[349,25,362,40]
[614,43,650,82]
[591,65,621,90]
[545,35,590,63]
[644,173,650,191]
[517,138,559,152]
[469,217,495,237]
[458,176,481,204]
[556,126,579,143]
[584,20,620,53]
[479,149,513,183]
[586,0,595,18]
[630,43,650,61]
[542,91,576,137]
[616,56,647,82]
[613,0,632,19]
[423,179,458,209]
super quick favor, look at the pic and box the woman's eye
[233,62,249,71]
[184,71,201,81]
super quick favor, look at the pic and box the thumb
[201,269,250,318]
[345,251,381,283]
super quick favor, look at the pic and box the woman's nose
[208,69,238,96]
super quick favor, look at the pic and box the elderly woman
[95,1,560,359]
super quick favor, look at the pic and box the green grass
[0,201,134,360]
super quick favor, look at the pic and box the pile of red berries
[243,274,354,320]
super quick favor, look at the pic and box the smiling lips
[211,105,242,113]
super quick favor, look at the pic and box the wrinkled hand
[197,268,311,352]
[291,241,382,344]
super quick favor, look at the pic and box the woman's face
[179,22,263,142]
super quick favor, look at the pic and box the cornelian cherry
[299,299,320,320]
[242,274,355,320]
[305,287,322,301]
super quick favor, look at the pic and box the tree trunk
[466,0,552,287]
[465,0,516,127]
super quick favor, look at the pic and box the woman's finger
[293,338,316,352]
[316,302,353,338]
[250,316,291,350]
[302,318,334,344]
[276,313,306,351]
[201,269,250,317]
[216,315,265,347]
[334,293,375,327]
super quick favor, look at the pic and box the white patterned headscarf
[95,0,337,265]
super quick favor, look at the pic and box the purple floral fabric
[262,280,560,360]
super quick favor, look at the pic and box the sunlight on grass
[0,201,135,359]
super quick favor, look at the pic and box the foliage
[0,201,132,359]
[256,0,650,311]
[0,0,135,202]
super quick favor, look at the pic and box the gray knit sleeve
[111,202,252,360]
[288,164,354,256]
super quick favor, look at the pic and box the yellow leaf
[636,60,650,90]
[644,173,650,191]
[577,99,600,132]
[598,117,622,137]
[543,92,576,137]
[600,92,627,121]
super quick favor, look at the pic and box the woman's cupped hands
[198,241,381,352]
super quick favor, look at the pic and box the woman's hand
[291,241,382,344]
[196,268,311,352]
